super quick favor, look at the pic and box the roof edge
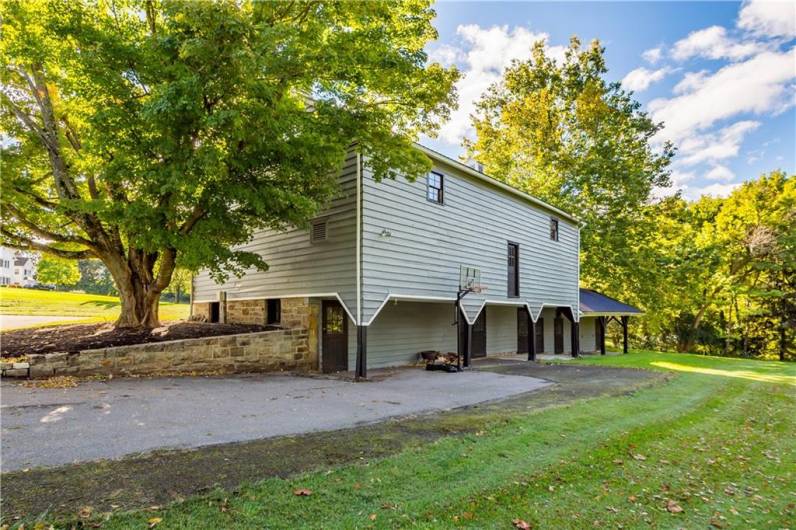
[415,143,581,224]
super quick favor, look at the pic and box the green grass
[43,351,792,530]
[0,287,189,327]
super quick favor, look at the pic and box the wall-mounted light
[379,229,392,239]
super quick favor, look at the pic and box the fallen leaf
[148,517,162,528]
[710,518,725,528]
[613,459,624,465]
[632,454,647,461]
[368,514,377,521]
[628,495,637,503]
[78,506,93,518]
[666,500,683,514]
[293,488,312,496]
[512,518,532,529]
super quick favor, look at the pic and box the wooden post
[621,316,629,354]
[464,322,473,368]
[571,320,579,358]
[528,314,536,361]
[599,316,606,355]
[356,325,367,380]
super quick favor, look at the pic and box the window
[549,218,559,241]
[507,242,520,297]
[426,172,444,204]
[310,219,327,242]
[266,298,281,325]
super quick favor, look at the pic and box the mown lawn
[0,287,189,326]
[23,352,796,529]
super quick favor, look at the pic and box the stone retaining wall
[2,329,314,379]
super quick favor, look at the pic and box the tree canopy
[36,255,80,287]
[465,37,673,302]
[1,0,458,327]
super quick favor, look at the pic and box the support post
[621,316,629,354]
[356,325,367,380]
[571,320,579,358]
[464,322,473,368]
[599,316,606,356]
[528,315,536,361]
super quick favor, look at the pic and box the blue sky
[423,1,796,199]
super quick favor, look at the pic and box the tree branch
[1,228,94,259]
[3,203,94,248]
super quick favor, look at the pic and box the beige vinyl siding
[360,156,579,325]
[192,152,358,315]
[486,305,519,354]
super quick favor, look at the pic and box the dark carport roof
[579,288,642,316]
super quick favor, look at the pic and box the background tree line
[467,38,794,361]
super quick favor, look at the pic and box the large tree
[1,0,458,327]
[465,37,673,306]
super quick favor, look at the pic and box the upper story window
[507,242,519,297]
[426,172,444,204]
[549,218,559,241]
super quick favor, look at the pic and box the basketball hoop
[469,284,486,294]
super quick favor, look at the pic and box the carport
[579,289,643,354]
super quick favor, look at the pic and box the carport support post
[528,316,536,361]
[571,320,579,358]
[356,326,367,380]
[599,316,606,356]
[621,316,629,354]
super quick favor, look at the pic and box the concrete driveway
[1,368,550,471]
[0,314,85,330]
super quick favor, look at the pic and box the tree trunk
[101,247,176,329]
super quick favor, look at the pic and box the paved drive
[1,368,550,471]
[0,314,85,330]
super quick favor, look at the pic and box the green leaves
[1,0,457,325]
[466,36,673,308]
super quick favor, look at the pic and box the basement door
[554,316,564,354]
[322,300,348,373]
[471,308,487,358]
[517,307,530,354]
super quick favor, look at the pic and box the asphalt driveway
[1,367,550,471]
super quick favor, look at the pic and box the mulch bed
[1,321,276,358]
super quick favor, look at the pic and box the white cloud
[677,120,761,166]
[704,165,736,181]
[738,0,796,38]
[648,48,796,144]
[671,25,766,61]
[622,66,672,92]
[642,46,663,64]
[428,44,464,67]
[434,25,566,145]
[672,70,711,94]
[683,182,742,200]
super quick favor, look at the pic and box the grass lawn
[38,351,793,530]
[0,287,189,327]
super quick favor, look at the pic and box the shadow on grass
[80,300,119,309]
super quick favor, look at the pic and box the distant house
[0,247,38,287]
[192,146,641,377]
[0,246,13,286]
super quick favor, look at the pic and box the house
[12,254,37,287]
[0,246,14,286]
[191,146,642,377]
[0,247,37,287]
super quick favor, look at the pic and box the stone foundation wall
[226,299,266,325]
[3,329,315,379]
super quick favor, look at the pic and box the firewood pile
[418,350,461,372]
